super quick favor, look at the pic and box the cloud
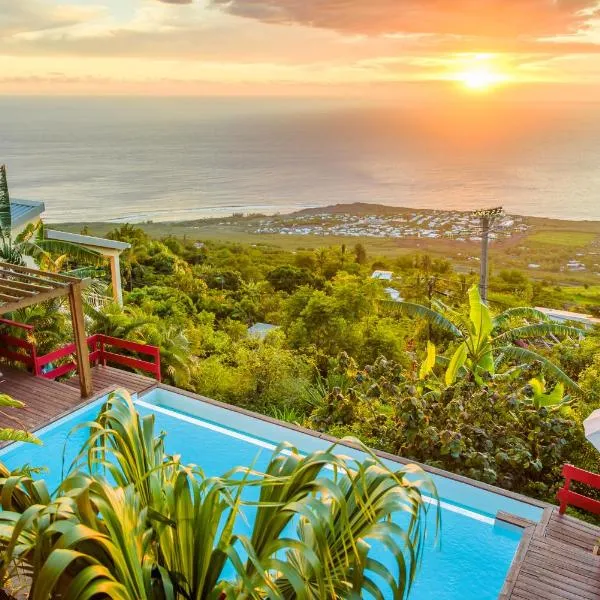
[158,0,193,4]
[0,0,106,36]
[208,0,600,39]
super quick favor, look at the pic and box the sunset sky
[1,0,600,95]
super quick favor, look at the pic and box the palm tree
[10,299,71,354]
[0,164,104,268]
[0,390,436,598]
[140,323,193,387]
[387,284,583,390]
[86,302,154,340]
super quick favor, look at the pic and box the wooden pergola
[0,261,92,397]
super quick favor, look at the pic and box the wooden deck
[501,507,600,600]
[63,364,157,397]
[0,364,156,432]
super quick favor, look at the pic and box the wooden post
[69,282,93,398]
[109,254,124,306]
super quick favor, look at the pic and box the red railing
[557,464,600,515]
[0,319,38,370]
[0,333,37,369]
[35,334,161,382]
[90,335,161,382]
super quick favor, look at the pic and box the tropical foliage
[0,390,436,599]
[385,285,582,390]
[3,222,600,507]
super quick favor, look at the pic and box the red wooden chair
[557,464,600,515]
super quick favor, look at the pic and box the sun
[457,67,507,92]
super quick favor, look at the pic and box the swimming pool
[0,387,545,599]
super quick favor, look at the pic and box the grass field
[528,231,597,247]
[559,286,600,306]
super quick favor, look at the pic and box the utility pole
[473,207,503,304]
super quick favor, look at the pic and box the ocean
[1,96,599,223]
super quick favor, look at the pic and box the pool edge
[148,383,551,515]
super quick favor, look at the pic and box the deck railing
[0,319,38,370]
[557,464,600,515]
[88,335,161,382]
[0,321,161,383]
[36,334,161,382]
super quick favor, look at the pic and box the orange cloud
[209,0,599,38]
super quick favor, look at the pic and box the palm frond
[494,323,584,344]
[383,300,462,337]
[493,306,550,328]
[0,395,25,409]
[34,239,106,267]
[0,429,41,445]
[498,345,581,393]
[0,390,436,599]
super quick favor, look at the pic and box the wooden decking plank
[520,562,600,595]
[524,556,600,588]
[526,552,600,578]
[0,365,156,433]
[515,575,599,600]
[499,506,600,600]
[6,366,600,600]
[499,525,536,600]
[545,527,598,550]
[63,365,155,396]
[546,517,599,540]
[527,540,600,569]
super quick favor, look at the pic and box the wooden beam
[0,268,69,289]
[68,282,93,398]
[0,286,71,315]
[0,277,53,293]
[0,284,37,298]
[0,293,19,302]
[0,261,79,283]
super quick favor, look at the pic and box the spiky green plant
[0,390,437,599]
[387,284,583,391]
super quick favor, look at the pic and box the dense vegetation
[6,223,600,507]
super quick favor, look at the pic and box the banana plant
[387,284,583,391]
[0,390,437,599]
[525,377,570,411]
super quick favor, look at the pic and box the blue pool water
[0,389,544,599]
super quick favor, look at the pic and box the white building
[9,199,130,306]
[247,323,281,340]
[535,307,600,328]
[371,270,394,281]
[384,288,404,302]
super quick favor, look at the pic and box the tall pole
[479,215,490,304]
[473,207,503,305]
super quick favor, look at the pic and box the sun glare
[456,63,509,92]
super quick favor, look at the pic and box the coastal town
[251,209,529,242]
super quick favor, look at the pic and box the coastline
[49,202,600,227]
